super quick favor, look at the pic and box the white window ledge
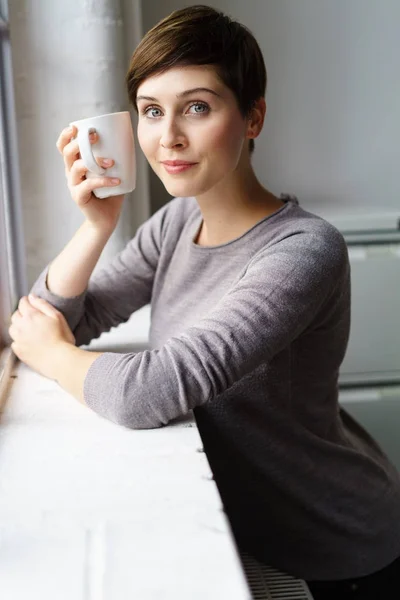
[0,306,250,599]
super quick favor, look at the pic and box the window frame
[0,0,27,398]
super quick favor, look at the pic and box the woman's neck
[194,157,284,247]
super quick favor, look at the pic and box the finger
[10,342,22,361]
[10,310,22,326]
[62,130,98,173]
[69,156,114,186]
[62,136,82,172]
[18,296,35,317]
[56,125,77,155]
[28,294,60,319]
[78,175,121,200]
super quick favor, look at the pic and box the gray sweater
[31,194,400,580]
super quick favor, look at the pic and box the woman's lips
[161,162,198,174]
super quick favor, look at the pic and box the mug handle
[77,127,106,175]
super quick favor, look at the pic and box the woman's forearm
[49,342,104,404]
[46,221,114,297]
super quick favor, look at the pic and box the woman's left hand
[8,294,76,379]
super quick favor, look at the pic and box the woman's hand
[8,294,76,380]
[56,125,125,233]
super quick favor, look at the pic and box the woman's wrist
[84,219,116,240]
[46,340,76,382]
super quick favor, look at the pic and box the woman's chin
[162,180,200,198]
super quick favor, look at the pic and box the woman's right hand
[56,125,125,232]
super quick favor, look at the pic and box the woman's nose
[159,119,187,149]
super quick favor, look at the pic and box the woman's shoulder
[276,195,348,253]
[251,195,350,278]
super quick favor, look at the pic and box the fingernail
[111,178,120,184]
[102,158,112,166]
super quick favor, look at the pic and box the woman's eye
[141,102,209,118]
[143,106,162,118]
[187,102,209,115]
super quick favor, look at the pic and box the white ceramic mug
[70,111,136,199]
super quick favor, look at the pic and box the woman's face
[136,65,250,198]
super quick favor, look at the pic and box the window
[0,0,26,359]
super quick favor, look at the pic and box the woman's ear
[246,97,266,140]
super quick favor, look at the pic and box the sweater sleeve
[83,224,350,429]
[29,203,170,346]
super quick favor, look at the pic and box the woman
[9,5,400,597]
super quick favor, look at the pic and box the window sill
[0,306,250,598]
[0,346,15,412]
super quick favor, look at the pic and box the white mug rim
[70,110,130,125]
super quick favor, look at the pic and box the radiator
[239,551,314,600]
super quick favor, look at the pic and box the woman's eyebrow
[136,87,222,102]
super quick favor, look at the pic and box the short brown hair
[125,5,267,154]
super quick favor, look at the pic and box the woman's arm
[46,220,114,298]
[46,342,103,404]
[48,225,350,429]
[29,202,170,346]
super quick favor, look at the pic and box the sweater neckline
[190,194,297,250]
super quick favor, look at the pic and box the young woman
[9,5,400,597]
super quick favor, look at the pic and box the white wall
[9,0,400,289]
[9,0,150,287]
[142,0,400,231]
